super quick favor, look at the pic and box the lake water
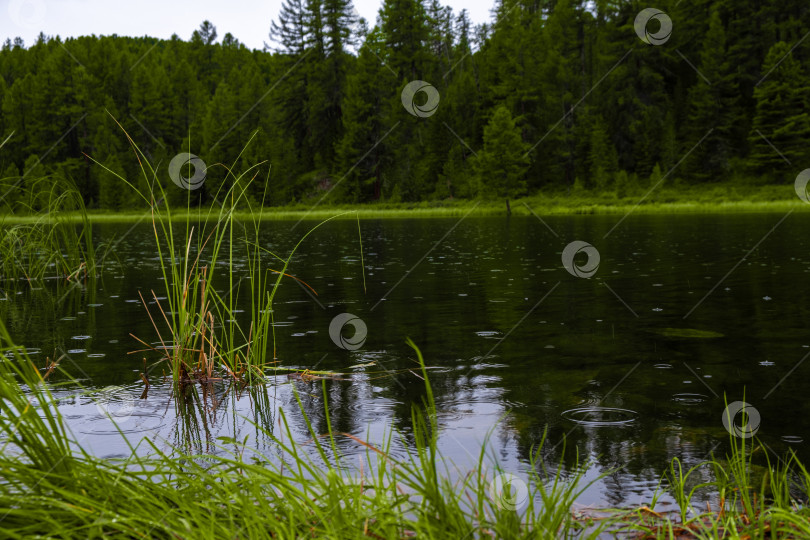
[3,213,809,509]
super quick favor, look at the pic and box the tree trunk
[505,198,511,215]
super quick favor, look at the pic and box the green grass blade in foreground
[0,320,614,538]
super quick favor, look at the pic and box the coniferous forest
[1,0,809,211]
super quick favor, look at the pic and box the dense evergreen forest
[0,0,809,211]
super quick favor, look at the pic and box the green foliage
[588,113,618,191]
[683,7,737,181]
[0,175,103,285]
[2,326,810,537]
[0,321,612,539]
[86,130,367,384]
[747,41,810,178]
[0,0,809,212]
[474,106,529,201]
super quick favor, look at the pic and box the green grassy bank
[2,325,810,538]
[1,183,807,225]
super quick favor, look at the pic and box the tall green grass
[0,321,607,539]
[614,405,810,538]
[0,176,105,285]
[88,126,363,384]
[3,316,810,537]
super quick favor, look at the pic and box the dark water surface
[3,213,810,508]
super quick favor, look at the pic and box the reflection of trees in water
[0,278,97,356]
[510,406,742,508]
[492,349,721,507]
[7,216,810,507]
[281,373,406,454]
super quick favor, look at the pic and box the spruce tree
[380,0,430,80]
[747,41,810,178]
[336,28,393,201]
[473,106,529,211]
[587,113,618,191]
[683,8,736,181]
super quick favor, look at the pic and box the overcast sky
[1,0,495,50]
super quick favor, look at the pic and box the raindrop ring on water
[94,385,135,421]
[722,401,760,439]
[561,406,638,426]
[634,8,672,46]
[488,473,529,511]
[168,153,207,190]
[561,240,600,279]
[329,313,367,351]
[401,80,440,118]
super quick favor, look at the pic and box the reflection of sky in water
[4,213,810,508]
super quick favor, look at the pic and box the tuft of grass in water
[608,399,810,538]
[89,122,272,384]
[3,319,810,538]
[0,321,609,539]
[0,176,106,287]
[87,123,364,385]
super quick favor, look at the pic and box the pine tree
[747,42,810,178]
[600,1,672,178]
[96,154,126,209]
[195,21,218,45]
[336,28,394,201]
[129,61,170,156]
[270,0,309,54]
[588,113,618,191]
[0,76,6,141]
[307,0,356,168]
[534,0,586,189]
[201,80,239,199]
[439,143,477,199]
[269,0,321,177]
[683,8,736,181]
[380,0,430,80]
[719,0,764,155]
[379,0,434,200]
[190,21,220,95]
[2,75,35,170]
[473,106,529,211]
[166,41,205,143]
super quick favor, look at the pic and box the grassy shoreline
[1,195,808,224]
[2,325,810,538]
